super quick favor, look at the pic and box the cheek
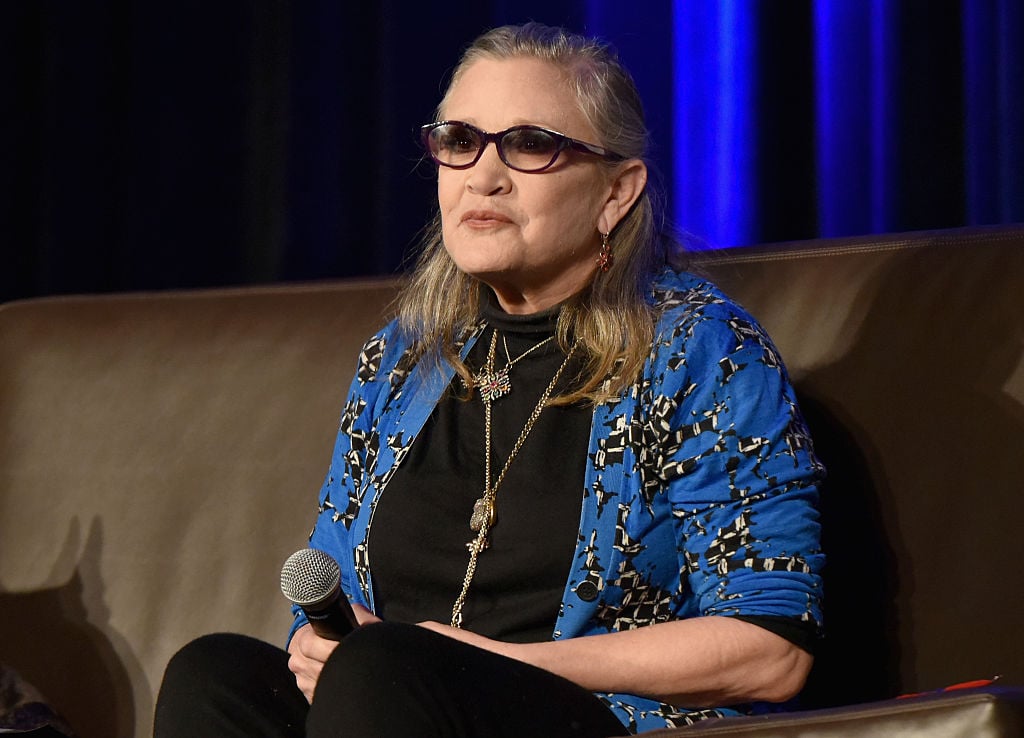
[437,170,461,211]
[528,180,603,242]
[436,174,460,241]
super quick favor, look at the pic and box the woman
[155,22,824,737]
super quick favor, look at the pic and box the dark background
[3,1,1022,304]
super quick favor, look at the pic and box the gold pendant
[470,497,496,532]
[474,367,511,402]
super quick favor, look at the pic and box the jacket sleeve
[654,296,825,629]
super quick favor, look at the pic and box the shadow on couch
[0,518,144,738]
[795,393,903,709]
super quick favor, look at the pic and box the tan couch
[2,227,1022,737]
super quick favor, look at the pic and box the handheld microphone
[280,548,359,641]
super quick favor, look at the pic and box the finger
[288,651,321,697]
[288,650,320,679]
[294,672,316,704]
[304,636,340,663]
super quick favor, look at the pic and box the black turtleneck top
[368,298,591,642]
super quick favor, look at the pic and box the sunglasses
[420,120,625,173]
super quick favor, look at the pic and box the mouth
[460,210,514,227]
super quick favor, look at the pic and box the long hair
[396,22,683,405]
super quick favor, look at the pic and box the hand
[287,604,381,702]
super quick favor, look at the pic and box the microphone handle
[302,594,359,641]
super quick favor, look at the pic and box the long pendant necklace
[451,329,578,628]
[472,332,554,403]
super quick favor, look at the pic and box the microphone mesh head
[280,548,340,607]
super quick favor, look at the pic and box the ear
[598,159,648,234]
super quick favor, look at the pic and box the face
[436,57,632,314]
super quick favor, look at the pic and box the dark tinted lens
[428,123,481,165]
[501,127,561,170]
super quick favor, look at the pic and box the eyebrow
[442,117,580,135]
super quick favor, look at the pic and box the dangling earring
[596,231,613,272]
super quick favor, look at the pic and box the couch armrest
[641,686,1024,738]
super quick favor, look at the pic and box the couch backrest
[1,226,1022,736]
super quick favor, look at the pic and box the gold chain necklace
[472,333,555,403]
[451,329,578,628]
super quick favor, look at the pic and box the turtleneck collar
[479,289,561,336]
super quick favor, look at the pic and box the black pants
[154,622,629,737]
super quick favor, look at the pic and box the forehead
[442,57,592,136]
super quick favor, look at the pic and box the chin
[445,248,515,281]
[454,264,517,289]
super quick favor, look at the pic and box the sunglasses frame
[420,120,625,173]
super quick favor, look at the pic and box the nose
[465,139,512,196]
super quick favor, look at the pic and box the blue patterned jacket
[292,267,825,733]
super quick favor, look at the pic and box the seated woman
[155,22,824,737]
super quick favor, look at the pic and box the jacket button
[575,581,599,602]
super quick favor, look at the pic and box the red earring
[596,232,613,272]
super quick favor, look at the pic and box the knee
[156,633,303,737]
[159,632,285,709]
[162,633,255,687]
[156,634,253,732]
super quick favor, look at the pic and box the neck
[482,267,596,315]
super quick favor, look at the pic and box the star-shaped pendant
[474,368,511,402]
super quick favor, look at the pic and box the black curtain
[3,1,1021,304]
